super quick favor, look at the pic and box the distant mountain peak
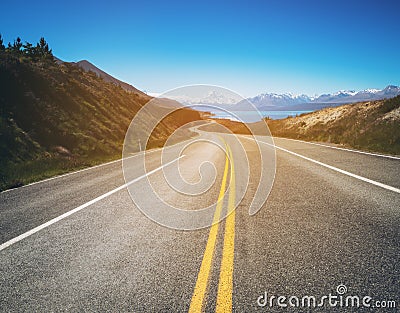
[384,85,399,91]
[76,59,90,64]
[165,89,242,105]
[333,90,357,96]
[56,57,144,95]
[74,60,144,94]
[359,88,380,94]
[246,85,400,110]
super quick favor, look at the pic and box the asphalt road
[1,127,399,312]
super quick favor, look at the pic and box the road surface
[1,126,399,312]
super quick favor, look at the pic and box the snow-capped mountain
[376,85,400,97]
[315,90,357,103]
[152,85,399,111]
[314,85,400,103]
[163,90,242,105]
[244,93,312,107]
[245,85,400,109]
[194,90,240,105]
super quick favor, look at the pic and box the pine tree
[38,37,50,54]
[12,37,23,53]
[36,37,53,60]
[23,41,34,55]
[0,34,5,51]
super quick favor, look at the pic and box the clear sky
[1,0,399,97]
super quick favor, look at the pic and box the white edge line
[270,142,400,193]
[2,132,201,194]
[240,136,400,194]
[1,148,161,194]
[274,137,400,160]
[0,155,185,252]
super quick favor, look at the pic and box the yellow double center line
[189,143,236,313]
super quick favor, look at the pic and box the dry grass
[267,96,400,155]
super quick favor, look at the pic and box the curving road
[1,126,399,312]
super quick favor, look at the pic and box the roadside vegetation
[267,96,400,155]
[0,35,201,191]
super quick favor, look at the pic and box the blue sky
[1,0,399,96]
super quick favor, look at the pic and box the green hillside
[0,37,201,190]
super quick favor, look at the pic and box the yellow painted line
[189,143,230,313]
[216,145,236,312]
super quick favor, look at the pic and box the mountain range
[155,83,400,111]
[240,85,400,109]
[159,89,242,107]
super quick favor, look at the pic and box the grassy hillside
[199,97,400,156]
[0,38,201,190]
[267,96,400,154]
